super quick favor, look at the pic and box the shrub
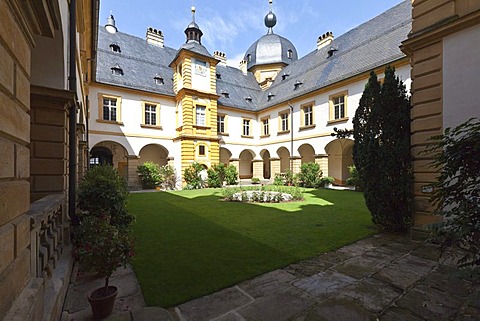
[284,169,295,186]
[225,165,238,185]
[184,162,206,189]
[251,177,261,184]
[298,162,323,188]
[426,118,480,268]
[319,176,335,187]
[352,66,413,232]
[346,166,364,191]
[207,164,226,188]
[273,174,284,186]
[77,165,134,228]
[159,165,177,190]
[137,162,161,189]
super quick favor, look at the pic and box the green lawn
[128,188,375,307]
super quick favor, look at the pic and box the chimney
[239,59,247,75]
[317,31,334,50]
[146,27,164,47]
[214,51,227,66]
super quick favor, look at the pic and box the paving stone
[237,287,315,321]
[333,255,389,279]
[379,306,424,321]
[114,292,146,313]
[421,265,474,298]
[455,305,480,321]
[338,278,402,313]
[283,257,333,278]
[131,307,173,321]
[364,245,407,262]
[337,241,376,257]
[290,298,376,321]
[373,254,437,290]
[411,243,442,261]
[293,271,357,300]
[382,237,422,253]
[214,311,246,321]
[316,251,351,264]
[238,270,296,298]
[396,284,463,320]
[177,286,252,321]
[112,272,144,299]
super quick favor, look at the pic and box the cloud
[226,53,245,68]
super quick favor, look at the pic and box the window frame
[141,101,162,129]
[278,109,290,135]
[242,118,252,138]
[261,117,270,137]
[195,105,207,127]
[97,93,123,125]
[300,102,316,130]
[217,114,228,135]
[328,91,349,124]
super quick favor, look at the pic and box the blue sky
[100,0,404,67]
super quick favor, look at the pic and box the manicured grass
[128,188,375,307]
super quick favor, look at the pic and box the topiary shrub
[225,164,238,185]
[273,174,284,186]
[137,162,161,189]
[251,177,261,184]
[426,118,480,268]
[298,162,323,188]
[207,163,226,188]
[319,176,335,187]
[77,165,134,228]
[159,165,177,190]
[184,162,206,189]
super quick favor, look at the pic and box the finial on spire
[264,0,277,34]
[191,6,196,22]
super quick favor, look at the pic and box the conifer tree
[353,66,413,232]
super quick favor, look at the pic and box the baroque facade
[89,1,412,190]
[0,0,96,320]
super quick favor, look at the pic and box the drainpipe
[68,0,77,222]
[288,102,294,173]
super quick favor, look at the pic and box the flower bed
[226,190,293,203]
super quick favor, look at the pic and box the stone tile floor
[62,234,480,321]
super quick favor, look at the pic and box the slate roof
[244,33,298,70]
[95,0,411,111]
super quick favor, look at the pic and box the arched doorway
[239,150,254,179]
[90,141,129,179]
[139,144,169,166]
[90,146,113,166]
[277,147,290,173]
[325,139,354,184]
[220,147,232,166]
[298,144,315,164]
[260,150,271,179]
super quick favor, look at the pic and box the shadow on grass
[128,188,374,308]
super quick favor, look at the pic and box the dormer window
[294,80,303,90]
[245,96,252,102]
[328,47,338,58]
[216,73,221,79]
[281,73,290,81]
[111,64,123,76]
[267,92,275,101]
[154,74,164,85]
[221,91,230,98]
[110,43,121,53]
[287,49,293,59]
[247,54,251,63]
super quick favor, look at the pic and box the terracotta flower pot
[88,285,118,320]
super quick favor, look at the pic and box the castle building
[89,1,412,189]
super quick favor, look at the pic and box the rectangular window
[144,104,157,126]
[303,105,313,126]
[217,115,225,133]
[262,118,269,136]
[103,97,117,121]
[280,113,289,131]
[243,119,250,136]
[333,96,345,119]
[199,145,206,156]
[196,105,206,126]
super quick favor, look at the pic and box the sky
[99,0,405,67]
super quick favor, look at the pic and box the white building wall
[443,24,480,129]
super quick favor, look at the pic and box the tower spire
[264,0,277,34]
[184,5,203,43]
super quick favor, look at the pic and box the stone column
[315,154,329,177]
[291,156,302,175]
[270,158,281,178]
[126,156,142,190]
[252,160,263,179]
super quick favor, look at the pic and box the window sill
[141,124,163,130]
[277,130,290,135]
[194,125,211,130]
[96,119,124,126]
[299,124,316,131]
[260,134,270,138]
[241,135,254,139]
[327,117,349,125]
[217,132,229,136]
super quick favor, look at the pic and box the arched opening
[277,147,290,173]
[239,150,254,179]
[298,144,315,164]
[90,141,129,179]
[325,139,354,184]
[139,144,169,166]
[220,148,232,166]
[260,150,271,179]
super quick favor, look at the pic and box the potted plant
[73,212,134,319]
[320,176,335,188]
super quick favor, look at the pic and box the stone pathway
[62,234,479,321]
[172,234,480,321]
